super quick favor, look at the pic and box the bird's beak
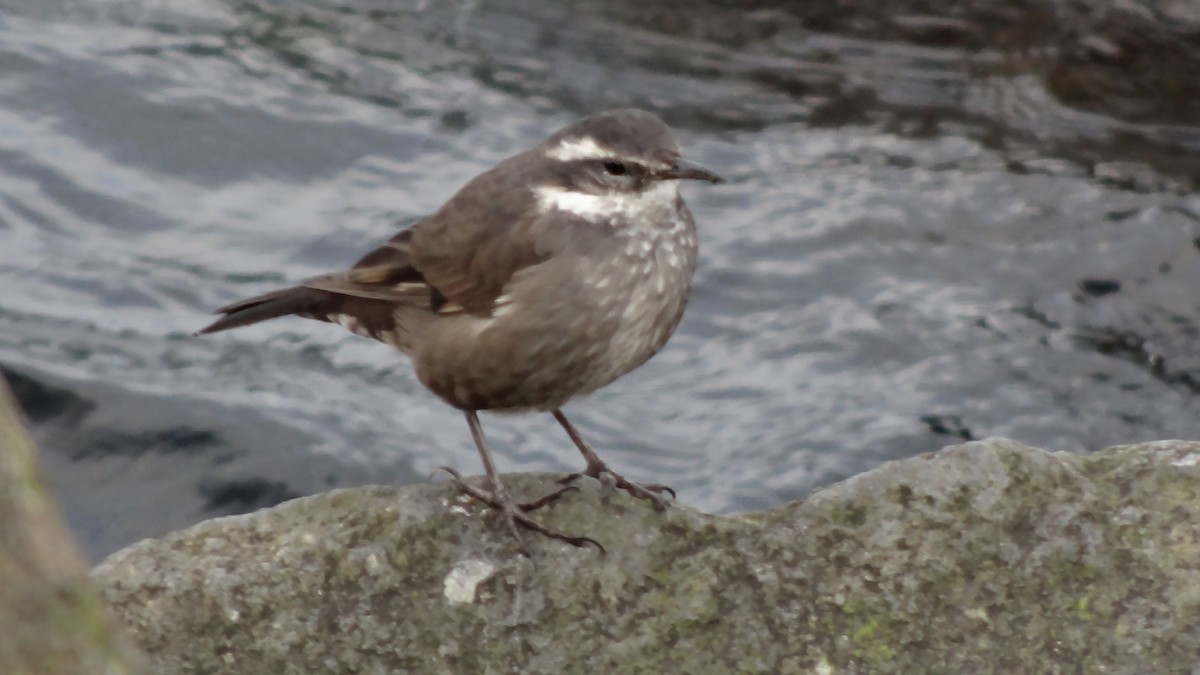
[658,159,724,184]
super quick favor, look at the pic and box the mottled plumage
[198,109,721,552]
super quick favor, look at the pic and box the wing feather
[299,229,432,305]
[401,152,574,314]
[203,149,576,335]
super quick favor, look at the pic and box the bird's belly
[413,247,694,412]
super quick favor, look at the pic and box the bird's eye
[603,161,627,176]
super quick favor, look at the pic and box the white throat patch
[534,180,679,222]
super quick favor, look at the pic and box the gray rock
[0,381,143,674]
[93,438,1200,674]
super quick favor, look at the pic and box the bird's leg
[439,410,603,554]
[552,409,675,510]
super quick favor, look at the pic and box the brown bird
[197,109,722,552]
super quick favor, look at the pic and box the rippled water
[3,0,1200,561]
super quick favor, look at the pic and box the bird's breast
[412,212,698,411]
[573,216,698,389]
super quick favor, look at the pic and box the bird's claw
[560,462,675,511]
[437,467,604,555]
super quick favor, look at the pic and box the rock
[93,438,1200,674]
[0,381,143,674]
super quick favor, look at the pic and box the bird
[196,109,722,552]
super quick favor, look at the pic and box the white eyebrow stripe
[545,137,613,162]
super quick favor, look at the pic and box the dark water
[3,0,1200,562]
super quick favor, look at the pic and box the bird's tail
[195,286,332,335]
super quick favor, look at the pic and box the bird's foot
[560,461,675,511]
[437,467,604,555]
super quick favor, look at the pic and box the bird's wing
[403,210,559,315]
[395,154,578,315]
[308,152,578,316]
[302,212,567,316]
[300,229,433,304]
